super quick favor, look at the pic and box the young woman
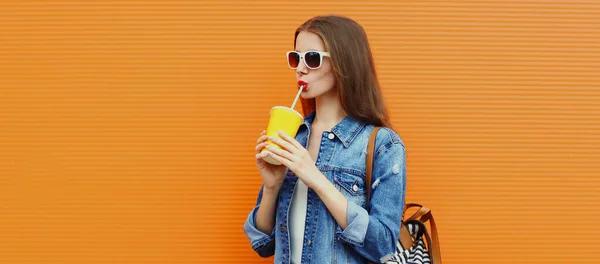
[244,15,406,264]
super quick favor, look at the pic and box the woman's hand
[262,130,325,190]
[255,130,287,191]
[264,130,350,230]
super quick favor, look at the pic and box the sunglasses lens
[288,52,300,68]
[305,52,321,68]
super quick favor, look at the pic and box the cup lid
[270,106,303,119]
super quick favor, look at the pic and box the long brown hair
[295,15,393,128]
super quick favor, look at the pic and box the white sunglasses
[286,51,330,69]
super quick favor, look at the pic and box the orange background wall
[1,1,599,263]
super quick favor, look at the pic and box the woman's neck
[313,90,346,131]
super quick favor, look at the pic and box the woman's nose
[296,58,308,75]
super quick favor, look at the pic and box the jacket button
[280,225,287,231]
[307,240,312,246]
[328,133,335,140]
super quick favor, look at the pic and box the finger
[255,142,269,154]
[256,130,266,143]
[278,130,303,149]
[263,150,292,168]
[255,152,268,160]
[256,135,268,144]
[265,145,295,162]
[268,135,297,153]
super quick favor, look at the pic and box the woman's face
[294,31,336,99]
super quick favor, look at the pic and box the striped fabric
[385,222,431,264]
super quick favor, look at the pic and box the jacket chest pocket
[333,171,367,208]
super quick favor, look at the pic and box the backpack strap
[422,209,442,264]
[404,203,443,264]
[365,126,381,209]
[405,203,431,222]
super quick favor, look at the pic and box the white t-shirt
[289,179,308,264]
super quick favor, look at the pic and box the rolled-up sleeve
[337,201,370,246]
[243,186,277,258]
[337,128,407,263]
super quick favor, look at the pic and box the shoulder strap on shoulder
[365,126,381,209]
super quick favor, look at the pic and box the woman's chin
[300,91,315,99]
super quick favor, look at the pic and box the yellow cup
[261,106,304,165]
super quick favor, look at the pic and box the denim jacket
[244,111,406,264]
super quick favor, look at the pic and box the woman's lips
[298,80,308,91]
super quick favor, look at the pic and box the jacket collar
[300,111,366,148]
